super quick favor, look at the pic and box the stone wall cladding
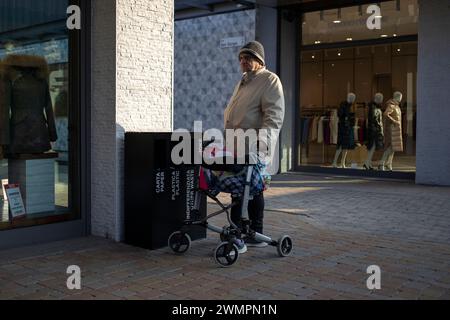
[91,0,173,241]
[174,10,256,131]
[115,0,173,241]
[117,0,173,132]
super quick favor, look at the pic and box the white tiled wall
[91,0,174,241]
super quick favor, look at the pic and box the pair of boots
[378,163,393,171]
[332,162,347,169]
[363,161,392,171]
[363,160,393,171]
[363,161,374,170]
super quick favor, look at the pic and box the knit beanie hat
[239,41,265,66]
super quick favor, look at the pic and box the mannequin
[332,92,356,168]
[363,93,384,170]
[0,54,57,155]
[379,91,403,171]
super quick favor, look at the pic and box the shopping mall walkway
[1,173,450,300]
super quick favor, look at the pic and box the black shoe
[363,163,374,170]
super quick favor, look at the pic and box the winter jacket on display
[336,101,356,150]
[383,99,403,152]
[0,54,57,155]
[366,102,384,150]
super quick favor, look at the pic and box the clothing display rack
[300,103,370,165]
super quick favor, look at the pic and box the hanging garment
[317,116,325,144]
[310,116,319,142]
[308,117,314,142]
[323,119,331,145]
[330,110,339,145]
[300,117,311,145]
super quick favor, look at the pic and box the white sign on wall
[220,36,245,48]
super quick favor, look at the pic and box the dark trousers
[230,193,265,234]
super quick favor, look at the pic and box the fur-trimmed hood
[1,54,49,80]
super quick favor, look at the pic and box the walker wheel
[214,242,239,267]
[277,235,293,257]
[168,231,191,254]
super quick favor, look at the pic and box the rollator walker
[168,140,293,267]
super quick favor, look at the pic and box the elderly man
[223,41,285,252]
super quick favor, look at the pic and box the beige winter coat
[224,67,285,152]
[383,99,403,152]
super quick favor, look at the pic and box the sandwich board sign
[4,184,26,219]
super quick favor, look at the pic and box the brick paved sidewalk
[1,173,450,300]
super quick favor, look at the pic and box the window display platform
[0,160,69,229]
[301,150,416,173]
[8,154,58,215]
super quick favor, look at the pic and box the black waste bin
[124,132,206,250]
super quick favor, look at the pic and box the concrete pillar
[278,12,298,173]
[91,0,117,240]
[91,0,174,241]
[255,5,278,73]
[416,0,450,186]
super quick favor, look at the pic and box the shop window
[302,0,418,45]
[0,0,78,230]
[297,42,417,172]
[299,0,418,174]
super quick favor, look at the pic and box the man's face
[239,53,262,73]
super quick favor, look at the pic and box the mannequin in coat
[332,92,356,168]
[0,54,57,155]
[363,93,384,170]
[379,91,403,171]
